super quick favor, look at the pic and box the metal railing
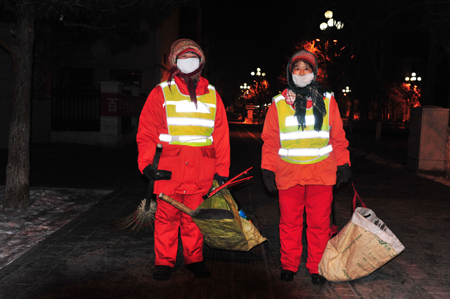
[51,88,100,131]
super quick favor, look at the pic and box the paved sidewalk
[0,123,449,298]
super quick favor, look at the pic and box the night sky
[199,0,334,103]
[197,0,432,106]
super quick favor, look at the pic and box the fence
[51,88,100,131]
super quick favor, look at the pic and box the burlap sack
[318,207,405,282]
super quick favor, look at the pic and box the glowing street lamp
[405,72,421,87]
[240,83,250,90]
[342,86,351,96]
[240,82,250,97]
[320,10,344,31]
[251,67,265,77]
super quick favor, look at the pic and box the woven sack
[193,181,267,251]
[318,206,405,282]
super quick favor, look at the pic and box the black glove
[143,164,172,180]
[336,163,351,188]
[214,173,228,185]
[262,169,277,193]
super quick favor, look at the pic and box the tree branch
[62,21,124,30]
[0,36,13,55]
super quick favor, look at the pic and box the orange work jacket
[261,88,350,190]
[137,76,230,196]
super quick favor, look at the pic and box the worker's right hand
[262,169,277,193]
[143,164,172,180]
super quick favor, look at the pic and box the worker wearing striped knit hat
[137,39,230,281]
[261,49,351,285]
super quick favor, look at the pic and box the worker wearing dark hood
[261,49,351,285]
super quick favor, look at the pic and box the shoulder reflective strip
[280,130,330,140]
[278,145,333,157]
[159,134,213,143]
[160,81,175,88]
[285,115,315,127]
[274,94,285,103]
[208,85,216,90]
[167,117,215,127]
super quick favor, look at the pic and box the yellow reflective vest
[159,80,217,147]
[274,92,333,164]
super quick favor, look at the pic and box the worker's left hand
[214,173,228,185]
[336,163,351,188]
[143,165,172,180]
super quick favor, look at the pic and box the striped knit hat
[288,50,318,76]
[167,39,206,107]
[168,39,205,68]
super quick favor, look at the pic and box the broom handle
[159,193,193,215]
[145,143,163,211]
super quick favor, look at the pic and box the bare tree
[0,0,187,209]
[416,0,450,108]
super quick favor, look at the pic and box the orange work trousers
[278,184,333,274]
[154,193,204,267]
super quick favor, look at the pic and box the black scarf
[287,78,327,131]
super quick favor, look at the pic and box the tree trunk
[424,34,441,106]
[3,15,35,209]
[445,127,450,178]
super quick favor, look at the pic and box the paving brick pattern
[0,123,449,298]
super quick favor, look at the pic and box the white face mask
[292,72,315,88]
[177,58,200,74]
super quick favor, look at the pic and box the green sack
[192,180,267,251]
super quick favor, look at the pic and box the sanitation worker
[261,49,351,285]
[137,39,230,281]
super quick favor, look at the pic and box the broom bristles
[111,198,157,234]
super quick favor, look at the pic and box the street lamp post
[317,10,346,117]
[317,10,344,56]
[404,72,422,120]
[250,68,267,122]
[342,86,353,132]
[240,82,250,98]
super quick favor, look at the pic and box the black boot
[311,273,326,285]
[280,269,295,281]
[185,261,211,278]
[153,265,172,281]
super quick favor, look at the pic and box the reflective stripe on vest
[275,92,333,164]
[159,80,216,146]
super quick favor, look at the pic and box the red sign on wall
[100,93,146,116]
[100,93,119,116]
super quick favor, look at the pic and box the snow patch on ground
[0,187,111,269]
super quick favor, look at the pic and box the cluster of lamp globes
[250,68,265,77]
[320,10,344,31]
[405,72,421,83]
[240,68,266,91]
[342,86,351,96]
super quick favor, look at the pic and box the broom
[111,143,163,234]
